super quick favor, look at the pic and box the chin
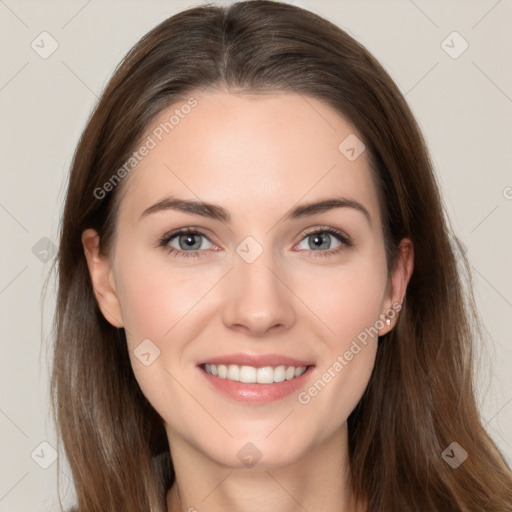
[201,433,311,470]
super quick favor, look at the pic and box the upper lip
[197,353,315,368]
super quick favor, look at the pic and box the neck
[166,423,366,512]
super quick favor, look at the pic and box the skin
[82,90,414,512]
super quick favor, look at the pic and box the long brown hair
[48,1,512,510]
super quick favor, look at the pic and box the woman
[50,1,512,511]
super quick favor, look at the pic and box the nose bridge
[221,234,295,334]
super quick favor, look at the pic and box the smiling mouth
[201,363,309,384]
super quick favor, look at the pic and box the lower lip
[198,365,315,404]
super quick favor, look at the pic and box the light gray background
[1,1,511,510]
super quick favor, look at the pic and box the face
[83,90,410,469]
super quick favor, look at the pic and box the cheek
[305,259,388,346]
[294,260,386,415]
[113,252,225,397]
[115,250,209,344]
[114,254,208,418]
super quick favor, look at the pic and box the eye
[159,228,215,258]
[295,226,352,258]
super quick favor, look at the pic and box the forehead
[116,90,380,226]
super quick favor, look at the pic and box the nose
[221,245,296,337]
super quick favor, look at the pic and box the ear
[81,228,124,328]
[378,237,414,336]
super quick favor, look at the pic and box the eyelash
[158,226,352,259]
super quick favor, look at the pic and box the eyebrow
[139,195,372,226]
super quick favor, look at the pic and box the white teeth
[217,364,227,378]
[227,364,240,381]
[240,366,257,383]
[256,366,274,384]
[285,366,295,380]
[204,363,308,383]
[273,365,286,382]
[294,367,304,377]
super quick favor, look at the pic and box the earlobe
[81,228,124,328]
[379,237,414,336]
